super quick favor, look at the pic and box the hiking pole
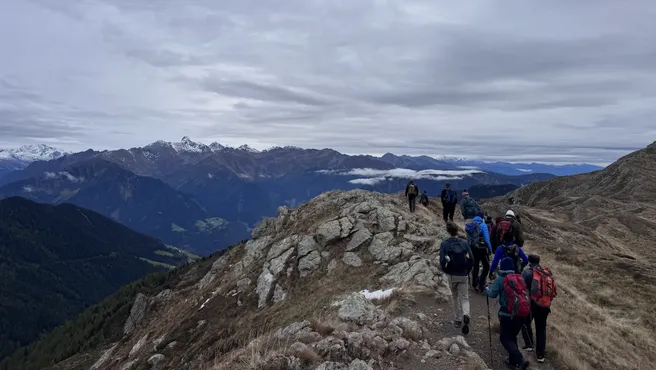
[486,296,494,369]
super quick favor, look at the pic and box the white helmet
[505,210,516,217]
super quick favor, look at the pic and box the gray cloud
[1,0,655,163]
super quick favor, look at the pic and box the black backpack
[444,239,469,275]
[503,244,523,273]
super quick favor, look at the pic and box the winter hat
[505,210,515,217]
[476,211,485,218]
[528,254,540,264]
[500,257,515,271]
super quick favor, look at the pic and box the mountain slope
[0,197,190,361]
[0,159,249,255]
[480,141,656,370]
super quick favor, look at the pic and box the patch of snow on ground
[360,288,395,300]
[199,298,211,310]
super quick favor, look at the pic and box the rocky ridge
[81,190,492,370]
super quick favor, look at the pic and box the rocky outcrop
[316,220,342,246]
[343,252,362,267]
[123,294,148,336]
[256,268,275,308]
[345,228,372,251]
[337,293,386,326]
[299,250,322,277]
[368,232,401,262]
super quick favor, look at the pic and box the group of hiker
[406,181,557,369]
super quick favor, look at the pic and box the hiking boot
[520,360,530,370]
[537,357,545,363]
[462,315,470,335]
[453,320,462,328]
[522,345,533,352]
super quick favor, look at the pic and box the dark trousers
[471,248,489,291]
[499,315,526,366]
[408,196,416,213]
[522,302,550,357]
[442,203,456,222]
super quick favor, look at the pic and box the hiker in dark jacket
[466,216,492,293]
[497,210,525,247]
[491,216,503,253]
[419,191,429,207]
[521,254,553,363]
[490,230,529,275]
[440,183,458,222]
[485,257,530,370]
[405,181,419,213]
[460,192,481,220]
[440,222,474,335]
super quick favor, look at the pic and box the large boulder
[267,236,297,260]
[243,235,273,267]
[298,235,319,257]
[269,247,295,276]
[380,256,437,289]
[316,220,342,246]
[124,294,148,336]
[343,252,363,267]
[345,228,372,251]
[198,255,229,290]
[338,293,386,326]
[256,268,275,308]
[299,251,322,277]
[368,232,401,262]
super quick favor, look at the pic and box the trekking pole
[486,296,494,369]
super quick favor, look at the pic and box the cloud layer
[323,168,482,186]
[2,0,656,164]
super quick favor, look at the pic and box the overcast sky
[2,0,655,164]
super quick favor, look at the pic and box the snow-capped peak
[0,144,69,162]
[171,137,211,153]
[209,142,225,151]
[433,155,473,163]
[237,144,260,153]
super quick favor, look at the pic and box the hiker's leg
[448,275,462,320]
[442,206,449,222]
[478,251,490,291]
[449,205,455,221]
[471,249,481,288]
[535,310,549,358]
[500,317,525,366]
[411,197,416,212]
[456,275,470,318]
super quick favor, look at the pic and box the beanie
[500,257,515,271]
[528,254,540,264]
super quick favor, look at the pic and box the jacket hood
[473,216,484,223]
[498,269,514,277]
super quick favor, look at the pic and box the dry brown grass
[309,318,335,336]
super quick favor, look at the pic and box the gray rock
[277,205,290,217]
[256,267,275,308]
[124,293,148,336]
[147,354,165,367]
[299,250,322,277]
[423,350,441,359]
[342,252,363,267]
[349,359,373,370]
[315,362,347,370]
[403,234,434,249]
[166,341,177,349]
[370,336,388,356]
[121,359,139,370]
[275,320,312,340]
[298,235,319,257]
[236,278,251,292]
[315,337,347,362]
[337,293,386,326]
[155,289,172,300]
[316,219,342,246]
[388,337,410,353]
[368,232,401,262]
[198,255,229,290]
[339,217,354,238]
[380,256,436,289]
[346,228,372,251]
[436,336,471,352]
[90,344,118,370]
[252,217,277,239]
[267,236,296,260]
[375,208,397,232]
[397,219,408,232]
[449,343,460,356]
[321,251,331,259]
[152,334,166,352]
[297,331,323,344]
[130,334,149,356]
[273,284,287,303]
[327,259,338,274]
[269,247,295,276]
[243,235,273,267]
[390,317,423,340]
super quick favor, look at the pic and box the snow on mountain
[0,144,69,162]
[209,142,225,151]
[237,144,260,153]
[171,136,211,153]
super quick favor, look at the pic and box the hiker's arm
[516,224,525,247]
[489,248,502,272]
[481,223,492,252]
[485,277,501,298]
[519,248,529,267]
[465,244,474,273]
[522,269,532,287]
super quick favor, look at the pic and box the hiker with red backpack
[405,180,419,213]
[521,254,556,363]
[465,215,493,293]
[495,210,525,247]
[485,257,531,370]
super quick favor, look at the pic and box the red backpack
[503,274,531,318]
[497,219,514,243]
[531,267,557,308]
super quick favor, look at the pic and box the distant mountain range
[0,196,193,361]
[0,138,604,254]
[0,144,69,178]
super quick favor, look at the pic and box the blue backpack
[465,221,487,249]
[444,238,469,274]
[445,189,457,204]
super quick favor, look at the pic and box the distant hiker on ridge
[521,254,557,364]
[405,180,419,213]
[440,183,458,223]
[460,189,481,220]
[485,257,531,370]
[465,215,493,293]
[440,222,473,335]
[419,191,429,207]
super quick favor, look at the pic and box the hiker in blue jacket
[466,215,492,293]
[489,230,529,275]
[485,257,530,370]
